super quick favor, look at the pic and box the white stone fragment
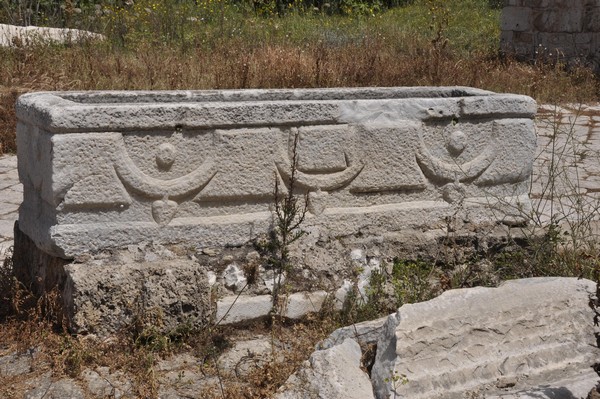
[222,263,247,292]
[207,271,217,286]
[371,277,600,399]
[334,279,353,309]
[350,248,364,262]
[216,295,273,325]
[284,291,328,319]
[276,338,375,399]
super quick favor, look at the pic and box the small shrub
[259,132,307,310]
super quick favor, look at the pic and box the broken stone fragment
[276,338,375,399]
[371,277,600,399]
[0,23,105,47]
[318,315,389,350]
[222,263,247,292]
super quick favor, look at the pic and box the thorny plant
[425,0,450,84]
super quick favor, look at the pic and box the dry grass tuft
[0,90,19,154]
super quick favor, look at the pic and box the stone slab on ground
[371,277,600,399]
[24,377,85,399]
[218,335,284,377]
[81,367,134,399]
[216,291,329,325]
[0,23,104,47]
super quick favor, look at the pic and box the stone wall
[501,0,600,71]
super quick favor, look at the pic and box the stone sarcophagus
[13,87,537,334]
[16,87,536,259]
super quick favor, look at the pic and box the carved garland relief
[56,120,521,225]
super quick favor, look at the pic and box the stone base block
[13,222,210,336]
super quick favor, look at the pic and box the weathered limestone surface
[318,315,388,350]
[215,291,329,325]
[0,23,104,47]
[276,338,375,399]
[501,0,600,71]
[16,87,536,259]
[63,257,211,336]
[13,87,537,333]
[14,225,212,335]
[371,277,600,399]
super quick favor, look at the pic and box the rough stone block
[371,277,600,399]
[503,0,522,7]
[575,31,593,43]
[583,6,600,31]
[522,0,553,7]
[533,6,584,32]
[513,30,535,44]
[500,30,515,49]
[15,88,537,259]
[551,32,576,47]
[501,7,532,31]
[14,223,211,335]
